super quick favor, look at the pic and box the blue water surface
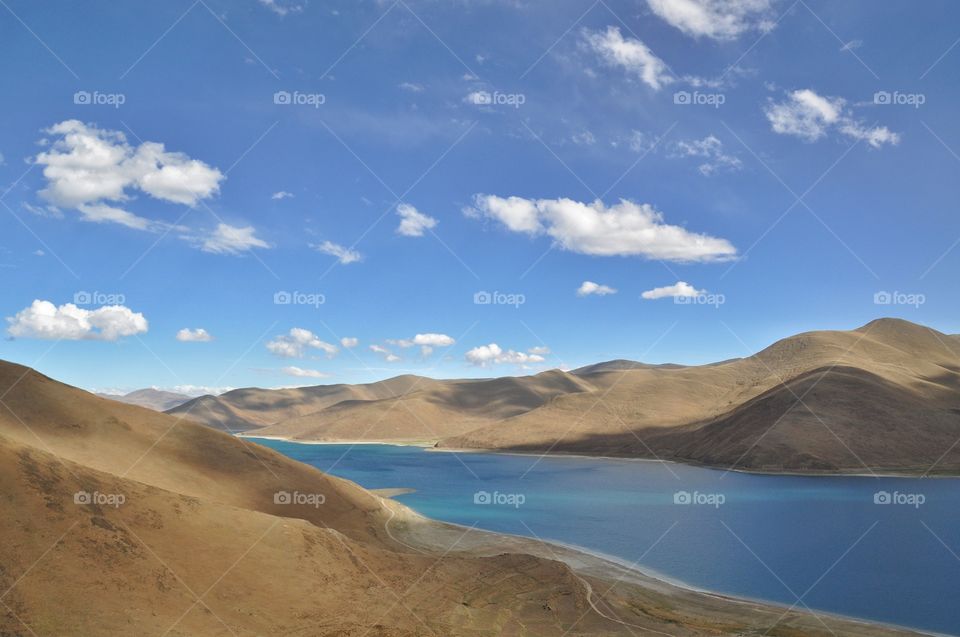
[251,439,960,635]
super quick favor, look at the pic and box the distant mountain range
[169,318,960,475]
[97,388,193,411]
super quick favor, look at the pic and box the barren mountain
[442,319,960,474]
[172,318,960,474]
[0,360,912,636]
[97,387,193,411]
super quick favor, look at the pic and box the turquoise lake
[252,438,960,636]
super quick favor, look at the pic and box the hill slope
[440,319,960,474]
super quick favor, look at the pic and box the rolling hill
[171,318,960,474]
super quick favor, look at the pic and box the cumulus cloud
[583,27,673,90]
[466,195,737,262]
[529,346,551,355]
[646,0,776,40]
[7,300,147,341]
[669,135,742,176]
[267,328,338,359]
[577,281,617,296]
[765,89,900,148]
[312,240,362,264]
[399,82,424,92]
[35,120,223,225]
[281,366,330,379]
[641,281,703,299]
[387,332,454,357]
[200,223,270,254]
[176,328,212,342]
[465,343,546,367]
[396,203,438,237]
[340,337,359,348]
[370,344,400,363]
[271,191,294,200]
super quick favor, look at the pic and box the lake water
[252,438,960,635]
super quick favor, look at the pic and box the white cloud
[267,328,338,359]
[312,240,362,264]
[646,0,776,41]
[35,120,223,225]
[258,0,304,16]
[669,135,742,176]
[370,344,401,362]
[414,332,455,357]
[528,346,551,355]
[466,195,737,262]
[282,366,330,379]
[465,343,546,367]
[176,328,212,342]
[765,89,900,148]
[840,39,863,52]
[201,223,270,254]
[76,203,152,230]
[7,300,148,341]
[577,281,617,296]
[583,26,673,90]
[396,203,438,237]
[399,82,424,92]
[271,191,294,200]
[340,336,359,348]
[641,281,703,299]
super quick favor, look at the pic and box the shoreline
[380,497,939,637]
[240,434,956,479]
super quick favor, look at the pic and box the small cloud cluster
[7,300,147,341]
[465,343,546,367]
[281,366,330,379]
[312,240,362,264]
[395,203,438,237]
[385,332,456,357]
[765,89,900,148]
[267,328,338,359]
[669,135,742,176]
[176,328,212,342]
[641,281,703,299]
[583,26,672,90]
[577,281,617,296]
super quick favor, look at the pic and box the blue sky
[1,0,958,394]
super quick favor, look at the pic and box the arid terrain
[0,357,924,635]
[171,319,960,474]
